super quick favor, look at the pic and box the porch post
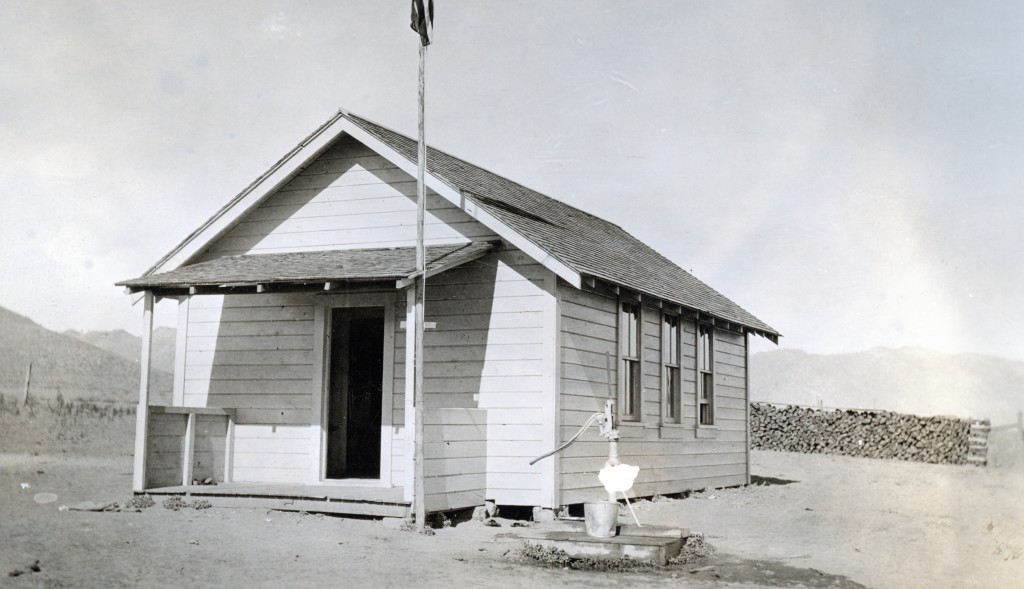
[132,291,154,492]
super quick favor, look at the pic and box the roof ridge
[340,110,622,230]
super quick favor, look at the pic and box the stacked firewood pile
[750,403,989,465]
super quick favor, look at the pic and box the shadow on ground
[750,475,799,486]
[674,554,868,588]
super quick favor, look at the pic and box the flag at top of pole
[410,0,434,46]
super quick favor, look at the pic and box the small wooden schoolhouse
[118,110,778,517]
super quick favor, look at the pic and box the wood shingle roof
[118,242,495,290]
[341,112,778,337]
[126,109,776,339]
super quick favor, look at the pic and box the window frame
[618,300,642,422]
[697,322,716,427]
[661,312,682,424]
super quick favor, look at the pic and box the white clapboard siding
[422,408,487,512]
[419,248,554,507]
[196,136,498,259]
[178,294,320,485]
[557,284,750,505]
[182,294,314,424]
[231,424,314,484]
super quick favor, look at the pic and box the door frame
[311,292,395,486]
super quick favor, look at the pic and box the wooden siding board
[185,350,314,366]
[184,364,310,381]
[413,251,553,507]
[197,141,499,260]
[420,344,542,363]
[186,335,312,352]
[557,283,751,500]
[183,379,311,396]
[186,321,314,338]
[233,408,310,425]
[562,346,618,370]
[188,306,314,323]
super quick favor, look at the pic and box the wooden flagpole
[413,38,428,531]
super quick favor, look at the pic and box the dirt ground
[2,410,1022,588]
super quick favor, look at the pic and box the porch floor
[143,482,409,518]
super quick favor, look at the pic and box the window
[619,301,641,421]
[662,314,681,423]
[697,324,714,425]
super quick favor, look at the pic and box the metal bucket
[583,501,619,537]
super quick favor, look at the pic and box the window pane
[698,324,712,372]
[699,372,714,425]
[664,315,679,363]
[667,366,680,421]
[622,303,639,358]
[623,358,639,419]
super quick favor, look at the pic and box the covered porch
[119,243,496,517]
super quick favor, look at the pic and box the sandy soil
[2,411,1022,588]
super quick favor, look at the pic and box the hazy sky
[1,1,1021,360]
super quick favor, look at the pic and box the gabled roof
[118,243,495,291]
[134,109,777,338]
[341,112,777,338]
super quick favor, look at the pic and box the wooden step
[520,530,683,565]
[144,491,409,518]
[560,520,689,539]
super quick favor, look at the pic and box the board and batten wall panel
[190,414,228,483]
[195,136,499,260]
[417,247,555,507]
[557,284,750,505]
[146,412,186,488]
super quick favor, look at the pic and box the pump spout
[529,400,621,466]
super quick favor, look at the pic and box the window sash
[662,314,681,423]
[623,358,640,419]
[665,365,680,421]
[621,303,640,359]
[663,315,679,367]
[697,324,714,426]
[620,302,641,421]
[698,324,712,372]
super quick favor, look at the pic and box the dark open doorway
[326,306,384,479]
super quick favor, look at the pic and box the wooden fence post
[22,362,32,406]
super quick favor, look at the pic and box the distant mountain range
[750,347,1024,425]
[0,306,172,403]
[63,327,177,374]
[4,303,1021,425]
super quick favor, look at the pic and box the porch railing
[145,406,235,489]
